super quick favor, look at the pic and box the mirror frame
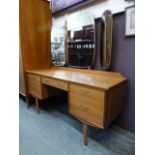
[100,10,113,70]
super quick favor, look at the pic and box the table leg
[83,123,88,145]
[26,96,30,109]
[35,98,40,113]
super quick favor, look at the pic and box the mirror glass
[67,10,95,68]
[51,27,66,66]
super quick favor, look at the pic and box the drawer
[69,84,105,127]
[70,84,105,101]
[29,84,42,98]
[28,74,42,98]
[41,77,68,91]
[28,74,40,82]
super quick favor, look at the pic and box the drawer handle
[57,83,65,88]
[80,104,88,111]
[31,76,38,80]
[57,83,61,87]
[34,77,38,80]
[44,79,50,84]
[80,89,89,95]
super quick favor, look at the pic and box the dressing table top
[26,67,127,91]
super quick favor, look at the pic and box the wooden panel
[41,77,68,91]
[69,84,105,127]
[104,82,127,128]
[19,42,26,95]
[19,0,52,70]
[28,74,42,98]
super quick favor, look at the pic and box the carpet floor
[19,98,135,155]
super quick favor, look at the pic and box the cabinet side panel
[105,82,127,128]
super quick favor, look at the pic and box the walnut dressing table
[26,67,127,145]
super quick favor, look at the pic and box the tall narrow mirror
[67,10,95,68]
[51,27,66,66]
[100,10,113,70]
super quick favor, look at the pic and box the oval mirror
[51,27,66,66]
[67,10,95,68]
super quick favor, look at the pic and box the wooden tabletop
[26,67,127,90]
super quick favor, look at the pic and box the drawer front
[28,74,42,98]
[69,84,105,127]
[41,77,68,91]
[28,74,40,82]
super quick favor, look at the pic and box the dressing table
[26,67,127,145]
[20,0,127,145]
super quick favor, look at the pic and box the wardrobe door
[19,0,52,70]
[19,0,52,95]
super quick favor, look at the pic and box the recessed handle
[80,89,89,95]
[57,83,62,87]
[80,104,88,111]
[44,79,49,83]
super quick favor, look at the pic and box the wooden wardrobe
[19,0,52,96]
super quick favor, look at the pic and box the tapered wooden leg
[83,123,88,145]
[35,98,40,113]
[26,96,30,109]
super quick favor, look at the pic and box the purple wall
[92,13,135,133]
